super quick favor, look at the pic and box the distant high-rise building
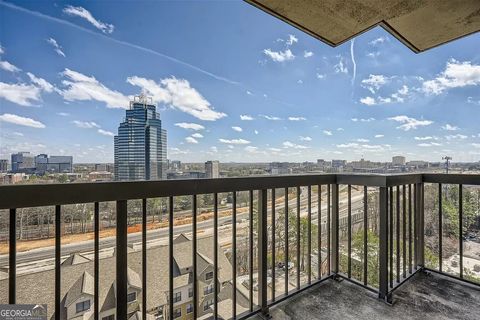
[0,159,8,172]
[11,152,35,173]
[35,154,73,174]
[205,160,219,179]
[114,95,167,181]
[392,156,406,166]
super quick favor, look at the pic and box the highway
[0,188,365,267]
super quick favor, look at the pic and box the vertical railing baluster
[318,185,322,279]
[296,186,301,289]
[459,185,463,278]
[413,184,418,269]
[378,186,389,302]
[414,183,425,268]
[284,187,289,295]
[214,193,219,318]
[327,184,331,275]
[258,189,269,317]
[142,199,147,320]
[271,189,276,301]
[347,185,352,279]
[193,195,198,320]
[331,184,339,276]
[439,184,443,273]
[232,192,237,319]
[55,205,61,320]
[363,186,368,286]
[402,186,406,279]
[116,200,128,320]
[396,186,400,283]
[408,184,412,273]
[168,197,174,320]
[389,187,393,288]
[307,186,312,285]
[94,202,99,320]
[8,208,16,304]
[249,190,254,311]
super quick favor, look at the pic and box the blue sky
[1,0,480,163]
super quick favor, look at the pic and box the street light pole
[442,156,452,174]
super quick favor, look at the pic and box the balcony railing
[0,173,479,320]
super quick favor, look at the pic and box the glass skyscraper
[114,96,167,181]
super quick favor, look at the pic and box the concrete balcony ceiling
[245,0,480,53]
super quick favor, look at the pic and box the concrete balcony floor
[252,272,480,320]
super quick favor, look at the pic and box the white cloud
[467,96,480,105]
[388,115,433,131]
[210,146,218,153]
[174,122,205,131]
[414,136,436,141]
[46,38,65,57]
[261,115,282,121]
[316,73,326,79]
[369,37,387,45]
[351,117,375,122]
[375,134,384,138]
[442,124,459,131]
[244,146,258,153]
[361,74,390,93]
[304,51,313,58]
[297,79,303,84]
[246,90,252,95]
[422,59,480,95]
[0,45,3,54]
[337,143,359,148]
[0,60,21,73]
[356,138,370,142]
[286,34,298,46]
[240,115,254,121]
[63,5,114,33]
[57,112,69,116]
[127,76,226,121]
[359,96,376,106]
[191,133,203,138]
[73,120,100,129]
[232,126,242,132]
[445,134,467,140]
[334,57,348,74]
[283,141,308,149]
[472,143,480,148]
[288,116,306,121]
[367,52,380,58]
[323,130,333,136]
[219,138,250,145]
[27,72,54,93]
[0,82,42,106]
[299,136,312,141]
[254,130,259,135]
[0,113,45,128]
[98,129,114,136]
[263,48,295,62]
[268,147,282,152]
[337,128,344,131]
[418,142,442,147]
[185,136,198,144]
[61,68,129,109]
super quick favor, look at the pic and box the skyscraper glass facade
[114,97,167,181]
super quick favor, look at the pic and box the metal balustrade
[0,173,479,319]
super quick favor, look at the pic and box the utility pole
[442,156,452,174]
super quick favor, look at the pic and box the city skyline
[1,1,480,164]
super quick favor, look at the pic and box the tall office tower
[11,152,35,173]
[114,95,167,181]
[205,160,219,178]
[0,159,8,172]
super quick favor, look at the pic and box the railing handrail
[1,173,480,209]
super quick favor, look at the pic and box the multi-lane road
[0,187,366,268]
